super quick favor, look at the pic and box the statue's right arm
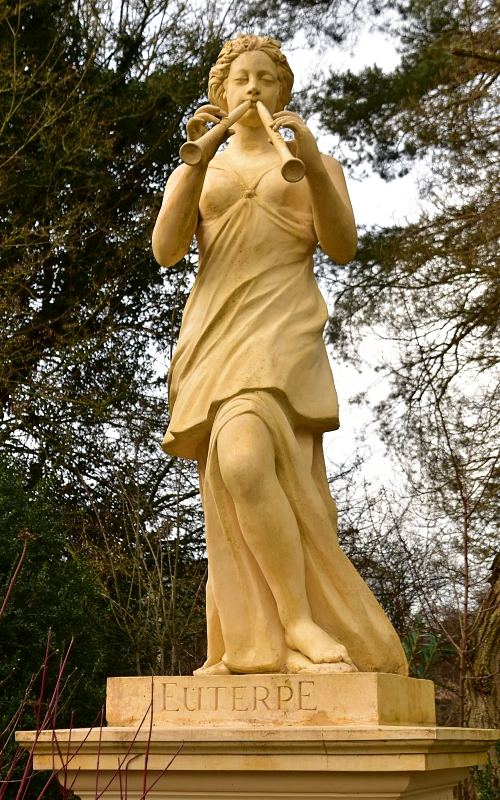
[151,163,207,268]
[152,104,228,267]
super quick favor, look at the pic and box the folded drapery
[162,158,407,675]
[196,391,408,675]
[162,161,339,460]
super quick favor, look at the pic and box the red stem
[0,539,29,621]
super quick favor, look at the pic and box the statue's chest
[199,161,310,222]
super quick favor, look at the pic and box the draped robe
[162,157,408,675]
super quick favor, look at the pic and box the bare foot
[285,619,355,667]
[193,660,232,676]
[285,649,357,674]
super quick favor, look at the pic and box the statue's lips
[227,102,258,117]
[234,101,262,125]
[246,101,264,121]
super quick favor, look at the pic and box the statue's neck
[227,122,274,157]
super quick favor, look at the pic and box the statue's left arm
[271,111,357,264]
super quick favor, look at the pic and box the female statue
[152,34,408,676]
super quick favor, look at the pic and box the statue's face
[225,50,281,126]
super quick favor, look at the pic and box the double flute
[179,99,306,183]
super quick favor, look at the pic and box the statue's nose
[246,85,261,97]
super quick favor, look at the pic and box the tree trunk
[464,553,500,798]
[466,554,500,728]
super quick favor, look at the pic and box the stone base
[16,675,499,800]
[16,724,499,800]
[106,673,436,728]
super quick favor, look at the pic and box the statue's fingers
[186,119,207,142]
[271,116,298,130]
[194,104,226,117]
[186,119,204,132]
[270,118,293,129]
[273,110,302,120]
[187,116,205,128]
[194,113,224,125]
[220,128,236,144]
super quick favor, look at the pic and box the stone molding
[16,724,499,800]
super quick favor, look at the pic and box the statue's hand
[270,111,322,170]
[186,105,229,142]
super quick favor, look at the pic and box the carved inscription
[162,682,179,711]
[232,687,248,711]
[254,685,270,710]
[205,686,225,710]
[183,686,201,711]
[159,679,317,715]
[299,680,317,710]
[278,684,292,709]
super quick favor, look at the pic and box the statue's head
[208,34,294,113]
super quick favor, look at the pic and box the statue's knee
[219,446,264,502]
[217,414,274,502]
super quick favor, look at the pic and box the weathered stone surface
[106,673,435,728]
[16,723,499,799]
[151,35,407,678]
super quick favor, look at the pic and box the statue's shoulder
[319,154,352,207]
[320,153,348,183]
[320,153,343,170]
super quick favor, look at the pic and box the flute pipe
[179,100,252,166]
[223,99,253,128]
[256,101,306,184]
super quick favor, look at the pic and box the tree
[312,0,499,386]
[76,445,208,676]
[0,456,116,742]
[0,0,219,470]
[0,0,230,676]
[466,556,500,797]
[303,0,500,743]
[466,554,500,730]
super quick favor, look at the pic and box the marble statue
[152,34,408,677]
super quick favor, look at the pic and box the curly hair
[208,34,294,112]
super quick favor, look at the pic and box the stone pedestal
[16,675,499,800]
[106,673,436,728]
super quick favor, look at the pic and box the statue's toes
[285,649,358,674]
[193,660,232,676]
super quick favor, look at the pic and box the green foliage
[0,0,219,684]
[470,740,500,800]
[310,0,500,728]
[402,615,454,679]
[315,0,464,176]
[240,0,356,43]
[0,456,120,731]
[314,0,499,379]
[0,0,220,474]
[315,0,499,173]
[0,455,128,800]
[78,454,208,676]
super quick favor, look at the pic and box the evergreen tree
[0,0,226,679]
[310,0,500,737]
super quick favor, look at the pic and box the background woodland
[0,0,498,797]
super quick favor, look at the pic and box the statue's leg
[217,412,354,667]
